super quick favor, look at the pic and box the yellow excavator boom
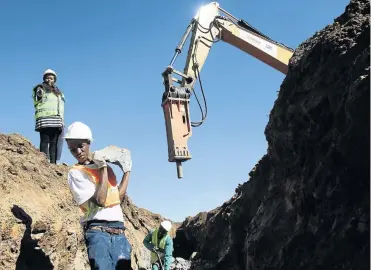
[161,2,294,178]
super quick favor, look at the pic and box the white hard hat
[160,220,172,232]
[43,69,57,81]
[63,122,93,141]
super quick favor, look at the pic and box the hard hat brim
[63,136,93,142]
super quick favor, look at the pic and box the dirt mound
[175,0,370,269]
[0,133,176,270]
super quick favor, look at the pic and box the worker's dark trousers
[39,127,61,164]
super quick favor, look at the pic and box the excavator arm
[161,2,294,179]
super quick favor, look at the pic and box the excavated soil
[0,133,179,270]
[175,0,370,269]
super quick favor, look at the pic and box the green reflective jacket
[32,84,65,120]
[143,228,173,270]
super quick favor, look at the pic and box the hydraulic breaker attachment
[161,67,193,179]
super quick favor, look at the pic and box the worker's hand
[152,246,164,254]
[94,159,107,169]
[108,147,132,173]
[92,151,107,169]
[36,87,44,98]
[115,149,132,173]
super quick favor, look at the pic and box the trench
[12,205,54,270]
[173,228,196,260]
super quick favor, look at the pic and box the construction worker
[63,121,133,270]
[143,220,174,270]
[32,69,65,164]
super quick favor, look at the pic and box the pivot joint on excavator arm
[163,66,194,87]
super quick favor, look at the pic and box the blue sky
[0,0,349,222]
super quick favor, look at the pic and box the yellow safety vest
[72,164,121,219]
[150,228,168,264]
[33,84,65,120]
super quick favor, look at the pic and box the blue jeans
[84,221,132,270]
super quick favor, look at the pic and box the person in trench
[143,221,174,270]
[32,69,65,164]
[63,121,133,269]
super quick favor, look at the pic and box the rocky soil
[175,0,370,269]
[0,133,180,270]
